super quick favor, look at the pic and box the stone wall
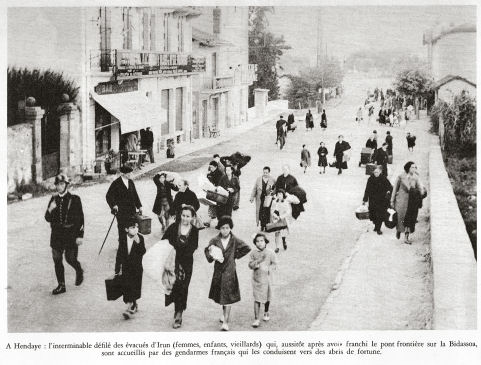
[429,141,477,329]
[7,123,33,193]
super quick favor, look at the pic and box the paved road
[8,74,414,332]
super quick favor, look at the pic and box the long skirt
[165,262,192,312]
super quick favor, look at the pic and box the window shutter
[213,8,221,35]
[150,13,156,50]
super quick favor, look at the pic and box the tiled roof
[433,74,476,89]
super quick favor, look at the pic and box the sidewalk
[131,107,287,180]
[310,116,434,330]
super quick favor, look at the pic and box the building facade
[190,7,256,139]
[423,23,476,103]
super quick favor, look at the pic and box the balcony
[241,64,257,84]
[90,49,206,78]
[200,75,235,92]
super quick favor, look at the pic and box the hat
[216,215,234,230]
[125,215,139,229]
[253,232,269,245]
[54,173,70,185]
[119,165,133,174]
[209,161,218,168]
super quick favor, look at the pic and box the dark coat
[117,233,146,303]
[171,188,200,216]
[45,192,84,250]
[205,233,251,305]
[385,135,393,154]
[289,185,307,219]
[321,112,327,128]
[363,175,393,224]
[334,141,351,169]
[144,130,154,148]
[404,188,425,232]
[106,177,142,223]
[218,174,240,217]
[373,148,389,176]
[275,174,298,193]
[287,113,295,125]
[407,135,416,148]
[365,138,377,150]
[162,223,199,310]
[152,176,178,215]
[207,168,225,187]
[317,147,328,167]
[276,119,286,136]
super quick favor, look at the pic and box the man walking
[144,127,154,163]
[172,179,200,219]
[373,142,389,176]
[45,174,84,295]
[250,166,276,231]
[106,164,143,275]
[385,131,393,159]
[276,115,287,150]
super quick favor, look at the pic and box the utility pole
[317,9,325,108]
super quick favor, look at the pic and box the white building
[190,7,256,139]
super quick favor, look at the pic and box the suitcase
[265,218,288,233]
[387,155,393,164]
[105,276,123,301]
[359,148,373,165]
[365,163,377,175]
[135,214,152,235]
[206,190,229,204]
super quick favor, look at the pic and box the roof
[423,23,476,45]
[433,75,476,90]
[192,27,234,47]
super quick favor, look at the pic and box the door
[161,89,169,135]
[213,97,219,129]
[192,91,199,139]
[175,87,183,131]
[41,114,60,179]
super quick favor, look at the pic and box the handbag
[105,275,124,301]
[266,218,287,232]
[384,208,398,229]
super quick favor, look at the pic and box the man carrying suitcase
[45,174,84,295]
[106,164,143,275]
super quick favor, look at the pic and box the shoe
[221,323,229,331]
[338,171,342,175]
[252,319,260,328]
[130,303,138,313]
[173,320,182,329]
[263,313,270,321]
[75,269,84,286]
[219,314,224,323]
[122,311,131,320]
[233,206,239,211]
[396,232,401,239]
[274,248,279,253]
[404,238,412,245]
[52,284,66,295]
[204,222,210,228]
[283,241,287,250]
[377,230,383,235]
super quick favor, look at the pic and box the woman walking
[270,189,292,253]
[362,166,393,235]
[391,161,426,244]
[161,205,199,328]
[321,109,327,130]
[152,172,178,224]
[305,110,314,131]
[317,142,328,174]
[300,144,311,174]
[205,216,251,331]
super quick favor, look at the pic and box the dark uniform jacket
[106,177,142,222]
[116,233,146,302]
[45,192,84,250]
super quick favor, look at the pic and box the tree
[393,68,433,119]
[285,58,345,109]
[7,67,79,126]
[248,7,291,107]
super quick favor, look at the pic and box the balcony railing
[201,75,235,91]
[90,49,206,77]
[241,64,257,84]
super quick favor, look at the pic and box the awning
[91,91,160,134]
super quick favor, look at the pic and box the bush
[7,67,79,126]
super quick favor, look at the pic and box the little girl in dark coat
[205,216,251,331]
[317,142,328,174]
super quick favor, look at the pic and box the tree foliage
[7,67,79,126]
[430,90,476,153]
[285,58,344,109]
[393,68,432,99]
[248,7,291,106]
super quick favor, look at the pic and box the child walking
[249,233,277,328]
[205,216,251,331]
[270,190,292,253]
[116,216,146,320]
[317,142,328,174]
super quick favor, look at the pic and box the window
[142,10,149,50]
[163,13,169,52]
[161,90,169,135]
[122,7,132,50]
[177,16,184,53]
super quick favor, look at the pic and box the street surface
[8,74,430,332]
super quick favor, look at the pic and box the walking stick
[98,214,116,255]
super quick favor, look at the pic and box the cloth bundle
[208,245,224,263]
